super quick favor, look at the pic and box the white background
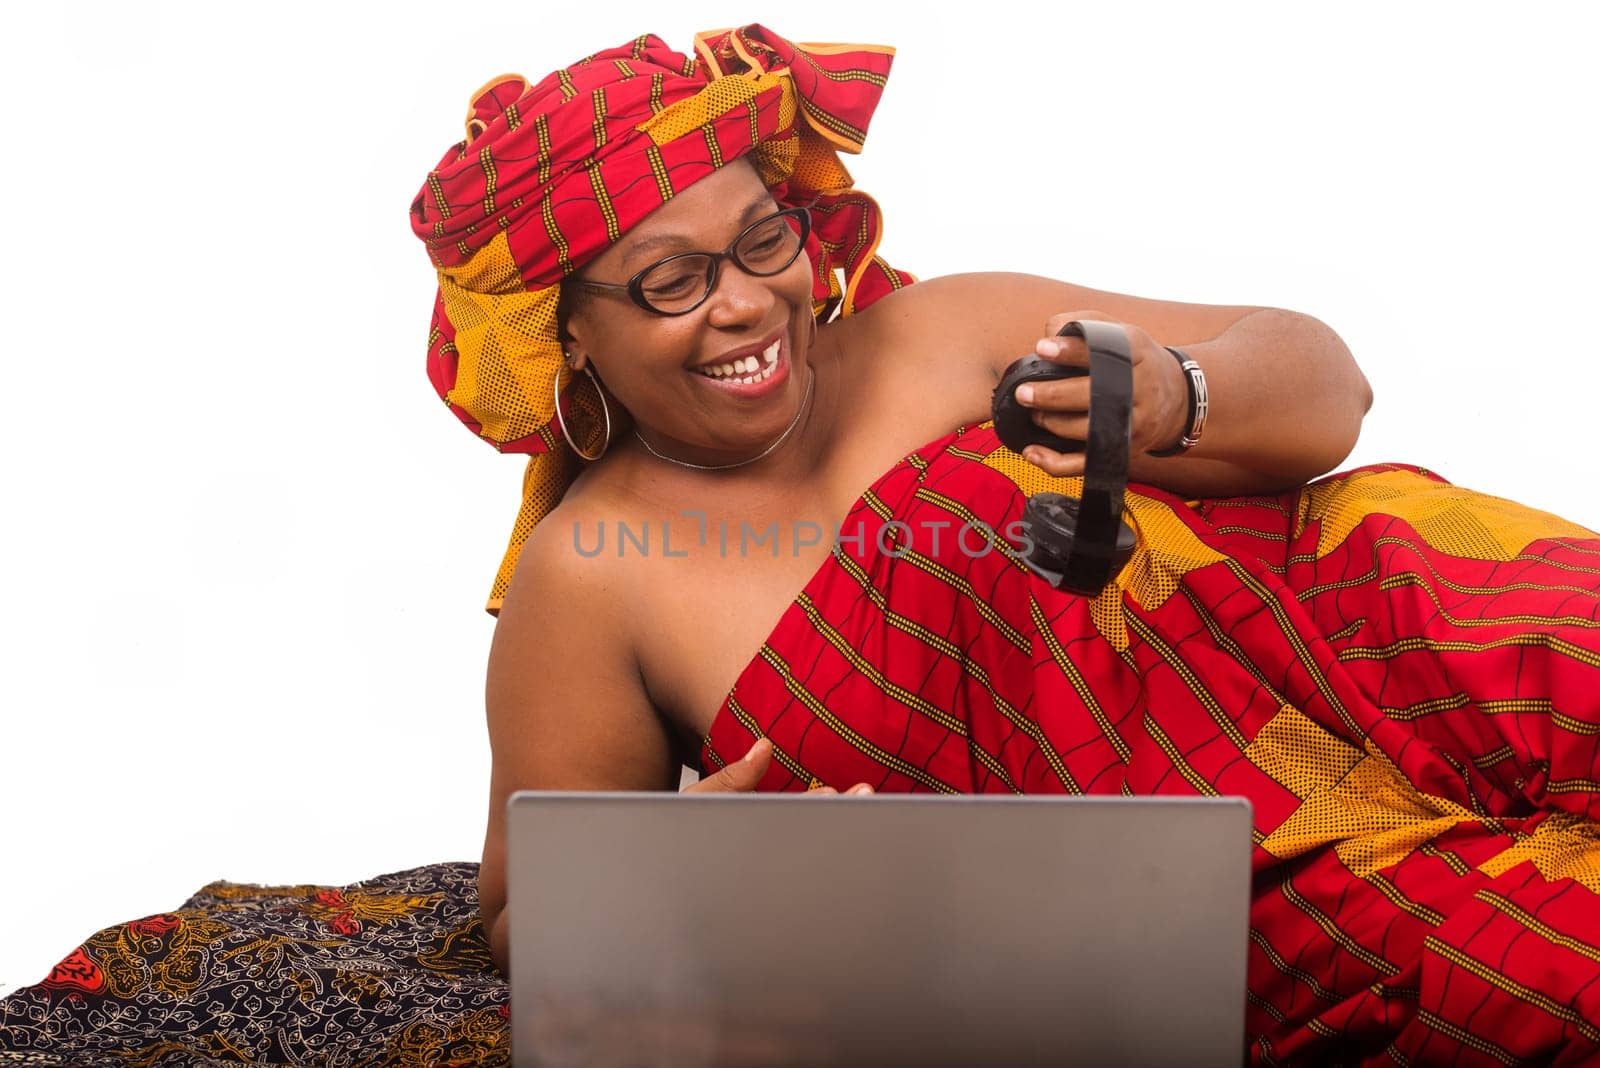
[2,1,1596,995]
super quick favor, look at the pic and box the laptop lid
[508,793,1251,1067]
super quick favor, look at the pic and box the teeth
[694,340,782,383]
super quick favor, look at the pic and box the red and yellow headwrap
[410,25,914,614]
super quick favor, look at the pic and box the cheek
[573,308,665,373]
[586,325,695,399]
[786,252,818,306]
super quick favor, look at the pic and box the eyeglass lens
[637,212,805,314]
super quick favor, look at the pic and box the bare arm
[476,518,816,976]
[478,516,678,977]
[854,272,1372,496]
[1118,304,1371,495]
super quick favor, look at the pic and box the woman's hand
[1010,311,1190,478]
[683,739,874,795]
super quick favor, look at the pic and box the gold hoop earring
[553,363,612,462]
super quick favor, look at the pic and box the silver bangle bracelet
[1148,346,1208,456]
[1177,355,1207,449]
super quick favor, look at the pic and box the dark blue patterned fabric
[0,862,507,1066]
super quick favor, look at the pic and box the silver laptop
[507,793,1251,1067]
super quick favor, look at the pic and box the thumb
[685,738,773,793]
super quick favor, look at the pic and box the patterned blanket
[6,422,1599,1065]
[0,864,507,1066]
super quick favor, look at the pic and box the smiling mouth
[692,338,781,385]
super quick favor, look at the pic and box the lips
[687,333,793,401]
[692,338,781,384]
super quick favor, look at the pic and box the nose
[703,256,776,330]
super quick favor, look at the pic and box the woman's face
[563,160,816,466]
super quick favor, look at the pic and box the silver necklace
[634,368,816,472]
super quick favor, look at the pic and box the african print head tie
[410,25,915,613]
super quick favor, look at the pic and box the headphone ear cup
[993,322,1138,595]
[1020,493,1138,594]
[991,355,1088,456]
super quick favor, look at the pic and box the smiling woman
[440,24,1598,1066]
[4,14,1600,1068]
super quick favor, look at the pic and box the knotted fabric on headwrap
[410,25,915,614]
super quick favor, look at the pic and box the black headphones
[990,320,1137,595]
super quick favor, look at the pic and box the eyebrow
[619,195,776,266]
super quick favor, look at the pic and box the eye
[641,267,705,299]
[739,219,795,262]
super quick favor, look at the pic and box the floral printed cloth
[0,862,507,1066]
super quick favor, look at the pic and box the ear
[558,287,593,373]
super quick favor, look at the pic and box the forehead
[598,161,776,271]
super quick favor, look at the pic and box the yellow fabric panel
[487,434,578,614]
[749,77,809,189]
[636,69,786,146]
[436,232,563,446]
[787,132,852,192]
[1258,733,1476,875]
[1476,812,1600,894]
[1245,704,1365,799]
[1087,584,1129,651]
[751,133,800,186]
[1301,467,1597,562]
[770,68,797,140]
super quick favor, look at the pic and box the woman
[2,23,1593,1068]
[482,148,1368,938]
[430,24,1600,1066]
[442,23,1370,959]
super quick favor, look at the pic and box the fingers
[1032,308,1118,370]
[1031,409,1089,441]
[1021,444,1087,478]
[1033,335,1090,368]
[1013,358,1090,464]
[803,783,875,797]
[1014,368,1089,452]
[684,737,773,793]
[1026,311,1186,463]
[1014,376,1089,412]
[682,738,876,796]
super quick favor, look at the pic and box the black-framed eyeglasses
[572,207,811,316]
